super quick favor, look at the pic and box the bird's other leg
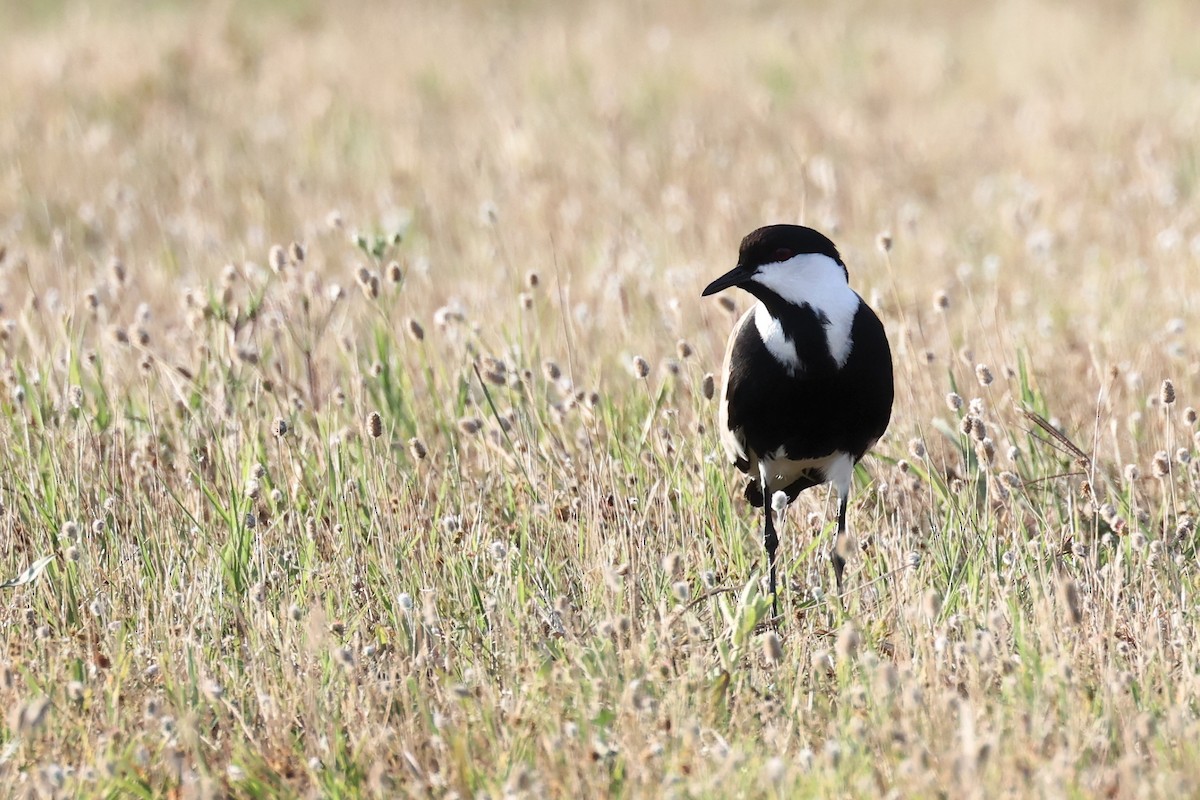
[831,491,849,596]
[760,466,779,620]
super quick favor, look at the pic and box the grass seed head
[273,418,289,438]
[1161,379,1176,405]
[836,623,861,661]
[702,372,715,400]
[975,364,994,386]
[405,317,425,342]
[269,245,287,273]
[386,260,403,283]
[367,412,383,439]
[289,241,305,263]
[1061,578,1082,625]
[106,257,127,287]
[1152,450,1171,478]
[761,631,783,664]
[631,355,651,379]
[933,290,950,311]
[10,697,51,734]
[676,339,693,359]
[946,392,963,411]
[408,437,428,460]
[457,417,483,435]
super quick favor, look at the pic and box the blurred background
[3,0,1198,399]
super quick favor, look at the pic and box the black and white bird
[702,224,893,614]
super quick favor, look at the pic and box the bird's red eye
[772,248,794,262]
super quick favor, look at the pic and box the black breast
[724,300,893,468]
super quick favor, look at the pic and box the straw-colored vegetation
[3,0,1200,796]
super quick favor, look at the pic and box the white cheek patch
[754,302,801,372]
[753,253,860,369]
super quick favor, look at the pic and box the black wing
[722,299,893,470]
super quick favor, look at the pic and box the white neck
[751,253,859,369]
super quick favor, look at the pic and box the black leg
[831,492,848,595]
[763,486,779,620]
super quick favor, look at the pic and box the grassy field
[2,0,1200,796]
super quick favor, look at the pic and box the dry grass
[2,0,1200,796]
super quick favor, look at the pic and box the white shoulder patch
[753,302,801,372]
[752,253,861,369]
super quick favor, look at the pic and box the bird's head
[702,225,849,304]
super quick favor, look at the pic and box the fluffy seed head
[1152,450,1171,478]
[366,412,383,439]
[542,360,562,382]
[109,257,127,285]
[457,417,483,435]
[405,318,425,342]
[908,438,926,459]
[702,373,715,400]
[269,245,287,273]
[761,632,783,664]
[835,624,861,661]
[1161,379,1176,406]
[876,231,893,253]
[1184,407,1197,425]
[922,589,942,619]
[631,356,651,379]
[946,392,963,411]
[771,491,788,514]
[975,364,994,386]
[408,438,427,460]
[1061,578,1082,625]
[933,290,950,310]
[676,339,693,360]
[272,418,289,438]
[386,261,403,283]
[289,241,305,263]
[525,270,540,289]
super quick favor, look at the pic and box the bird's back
[719,299,893,487]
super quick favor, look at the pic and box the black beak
[701,265,753,297]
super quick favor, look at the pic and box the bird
[702,224,893,616]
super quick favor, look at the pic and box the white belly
[761,449,854,497]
